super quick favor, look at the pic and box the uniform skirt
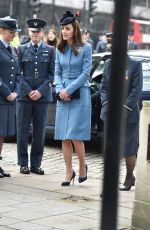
[0,104,16,137]
[104,121,139,157]
[124,122,139,156]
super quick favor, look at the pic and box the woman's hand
[59,89,71,101]
[6,93,16,102]
[12,92,18,100]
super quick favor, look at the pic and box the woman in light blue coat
[54,11,92,186]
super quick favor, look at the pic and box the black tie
[7,46,12,54]
[33,44,38,53]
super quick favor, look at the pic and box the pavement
[0,141,134,230]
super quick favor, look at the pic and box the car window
[142,61,150,91]
[92,53,150,93]
[92,60,105,79]
[92,55,111,79]
[129,56,150,92]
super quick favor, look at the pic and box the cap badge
[34,22,38,26]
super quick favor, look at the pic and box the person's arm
[0,78,12,98]
[100,60,110,106]
[65,43,92,95]
[17,46,33,96]
[37,46,55,97]
[54,48,64,93]
[12,60,21,97]
[124,60,143,110]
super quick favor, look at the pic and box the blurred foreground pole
[100,0,132,230]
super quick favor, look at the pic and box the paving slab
[0,142,135,230]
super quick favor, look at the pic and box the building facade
[0,0,150,47]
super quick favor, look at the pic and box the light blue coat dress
[54,43,92,140]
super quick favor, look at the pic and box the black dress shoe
[0,167,11,177]
[119,176,135,191]
[0,155,2,160]
[30,167,44,175]
[20,166,30,174]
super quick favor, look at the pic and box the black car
[44,50,150,139]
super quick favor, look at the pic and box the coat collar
[0,40,16,58]
[0,40,5,49]
[25,41,48,55]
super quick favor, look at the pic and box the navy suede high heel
[78,164,88,183]
[119,175,135,191]
[61,170,76,186]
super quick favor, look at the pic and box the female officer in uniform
[0,16,21,178]
[100,33,143,191]
[54,11,92,186]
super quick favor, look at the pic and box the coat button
[35,68,37,71]
[11,74,14,77]
[35,56,37,59]
[10,81,13,84]
[35,62,37,64]
[11,67,14,69]
[11,59,14,62]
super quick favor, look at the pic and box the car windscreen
[92,55,111,80]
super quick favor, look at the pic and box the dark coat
[100,56,143,123]
[17,42,55,102]
[0,40,20,104]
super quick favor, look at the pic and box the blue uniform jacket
[100,56,143,123]
[0,40,21,104]
[17,42,55,102]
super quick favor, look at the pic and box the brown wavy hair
[57,20,84,55]
[46,29,58,47]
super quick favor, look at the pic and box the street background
[1,0,150,51]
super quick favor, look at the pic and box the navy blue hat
[26,18,47,31]
[59,11,76,26]
[0,16,21,32]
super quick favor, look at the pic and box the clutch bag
[69,89,80,99]
[56,89,80,101]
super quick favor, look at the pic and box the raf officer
[100,32,143,191]
[0,16,21,177]
[17,18,55,175]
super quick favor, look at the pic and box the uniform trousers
[16,101,48,167]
